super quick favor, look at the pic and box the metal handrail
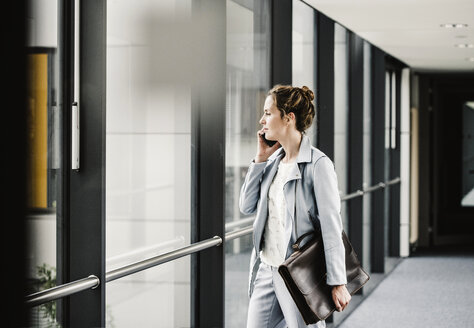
[106,236,185,267]
[106,236,222,283]
[25,275,100,307]
[225,217,254,230]
[341,177,400,201]
[26,236,223,307]
[225,226,254,241]
[26,177,400,307]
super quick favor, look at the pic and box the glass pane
[292,0,316,142]
[362,41,372,272]
[385,71,391,150]
[26,0,63,326]
[391,72,397,149]
[461,101,474,207]
[384,71,391,257]
[225,0,271,326]
[106,2,192,327]
[334,23,349,233]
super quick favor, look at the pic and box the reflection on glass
[334,23,349,233]
[385,72,391,150]
[384,71,393,257]
[26,1,62,326]
[462,101,474,207]
[106,1,192,327]
[225,0,271,326]
[292,0,316,143]
[362,41,372,272]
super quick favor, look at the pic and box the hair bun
[301,86,314,101]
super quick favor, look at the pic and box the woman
[239,85,351,328]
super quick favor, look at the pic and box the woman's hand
[255,128,280,163]
[332,284,351,312]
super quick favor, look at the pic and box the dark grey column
[370,47,386,273]
[57,0,73,323]
[67,0,106,326]
[348,33,364,263]
[416,75,432,247]
[389,71,401,256]
[271,0,292,85]
[316,13,335,157]
[315,11,336,325]
[191,1,226,327]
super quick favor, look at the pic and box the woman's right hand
[255,128,280,163]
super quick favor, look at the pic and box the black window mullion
[389,70,402,256]
[371,46,386,273]
[57,0,74,324]
[348,31,365,273]
[272,0,292,85]
[191,1,226,327]
[315,11,335,323]
[66,0,106,326]
[2,1,28,326]
[315,12,335,157]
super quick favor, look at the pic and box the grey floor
[226,248,474,328]
[337,250,474,328]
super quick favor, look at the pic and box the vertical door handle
[72,102,80,170]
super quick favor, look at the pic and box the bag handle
[292,230,315,251]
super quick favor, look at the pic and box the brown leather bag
[278,226,370,324]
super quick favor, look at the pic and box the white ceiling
[304,0,474,72]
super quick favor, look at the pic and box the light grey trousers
[247,262,326,328]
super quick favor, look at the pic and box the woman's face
[259,95,289,141]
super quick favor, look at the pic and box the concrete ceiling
[304,0,474,72]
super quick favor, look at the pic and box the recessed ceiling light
[455,44,474,48]
[441,23,468,28]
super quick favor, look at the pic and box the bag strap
[292,162,322,251]
[294,163,307,241]
[294,163,304,238]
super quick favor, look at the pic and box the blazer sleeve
[313,156,348,286]
[239,159,267,215]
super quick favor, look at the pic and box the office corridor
[338,249,474,328]
[7,0,474,326]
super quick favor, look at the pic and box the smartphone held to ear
[261,133,277,147]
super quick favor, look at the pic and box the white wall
[400,68,411,257]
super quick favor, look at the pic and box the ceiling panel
[304,0,474,71]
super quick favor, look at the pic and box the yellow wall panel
[27,54,48,208]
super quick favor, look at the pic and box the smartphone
[261,133,277,147]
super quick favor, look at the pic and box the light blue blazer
[239,134,347,298]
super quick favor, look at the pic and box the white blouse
[260,161,294,267]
